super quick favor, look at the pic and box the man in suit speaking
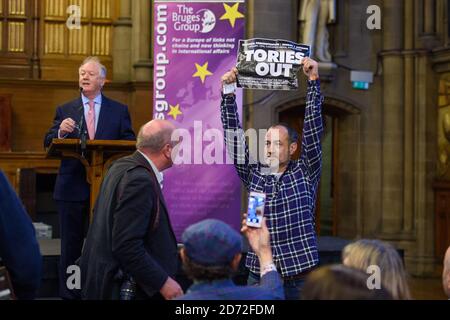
[44,56,135,299]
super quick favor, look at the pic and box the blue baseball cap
[182,219,242,266]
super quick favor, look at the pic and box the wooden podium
[46,139,136,220]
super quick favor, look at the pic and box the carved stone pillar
[112,0,132,81]
[131,0,152,81]
[423,0,436,35]
[402,0,415,235]
[380,0,404,235]
[420,0,439,48]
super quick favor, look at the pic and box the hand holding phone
[223,82,236,95]
[221,68,238,94]
[246,192,266,228]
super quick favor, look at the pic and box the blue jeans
[248,271,305,300]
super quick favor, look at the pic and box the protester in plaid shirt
[220,58,323,300]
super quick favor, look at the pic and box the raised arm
[299,58,324,187]
[220,68,258,189]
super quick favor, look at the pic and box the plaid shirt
[220,80,323,277]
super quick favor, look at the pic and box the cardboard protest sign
[236,38,310,90]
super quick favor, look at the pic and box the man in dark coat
[43,56,135,299]
[79,120,183,300]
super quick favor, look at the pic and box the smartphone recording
[246,192,266,228]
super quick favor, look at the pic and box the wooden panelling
[71,0,89,19]
[8,21,25,52]
[0,79,152,152]
[0,152,60,191]
[68,25,88,55]
[39,0,116,80]
[8,0,25,16]
[0,95,11,151]
[45,0,65,17]
[17,167,36,220]
[44,23,64,54]
[0,0,31,78]
[0,0,117,80]
[93,0,111,19]
[92,25,111,56]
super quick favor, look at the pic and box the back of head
[136,120,175,153]
[342,239,411,300]
[443,246,450,298]
[181,219,242,282]
[302,264,393,300]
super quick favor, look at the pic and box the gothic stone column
[132,0,152,81]
[113,0,133,81]
[380,0,405,236]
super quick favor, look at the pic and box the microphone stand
[78,88,87,158]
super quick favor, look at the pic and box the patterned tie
[87,100,96,140]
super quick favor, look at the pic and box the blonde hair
[444,247,450,297]
[302,264,393,300]
[342,239,411,300]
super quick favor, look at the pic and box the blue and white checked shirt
[220,80,324,277]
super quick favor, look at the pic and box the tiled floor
[409,276,447,300]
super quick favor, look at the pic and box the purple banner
[153,0,245,240]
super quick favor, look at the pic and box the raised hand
[302,57,319,81]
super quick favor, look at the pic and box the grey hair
[80,56,107,78]
[342,239,411,300]
[136,124,173,153]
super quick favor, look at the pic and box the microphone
[78,87,87,158]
